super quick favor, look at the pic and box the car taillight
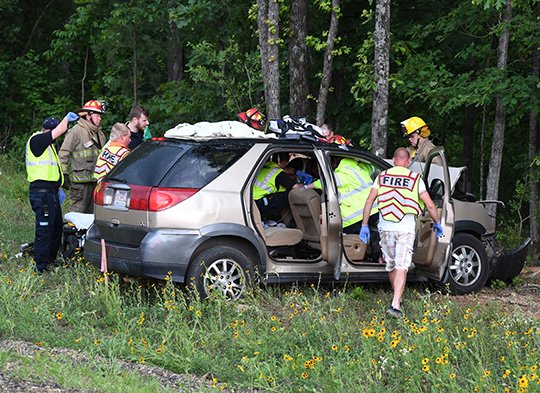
[129,185,152,210]
[148,187,199,211]
[94,181,109,205]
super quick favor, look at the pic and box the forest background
[0,0,538,253]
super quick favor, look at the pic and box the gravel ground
[0,339,256,393]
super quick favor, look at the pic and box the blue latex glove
[296,170,314,185]
[359,225,370,243]
[66,112,79,122]
[58,188,66,204]
[433,222,443,238]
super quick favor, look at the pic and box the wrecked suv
[84,125,530,299]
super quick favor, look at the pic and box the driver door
[411,148,454,280]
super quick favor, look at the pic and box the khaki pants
[69,182,96,213]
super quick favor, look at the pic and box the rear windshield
[105,140,252,188]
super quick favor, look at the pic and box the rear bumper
[490,238,531,282]
[84,224,203,283]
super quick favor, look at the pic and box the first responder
[401,116,441,165]
[94,123,132,182]
[237,108,266,130]
[318,124,351,146]
[253,152,303,221]
[26,112,79,273]
[305,157,380,260]
[126,105,150,150]
[59,100,107,213]
[360,147,443,317]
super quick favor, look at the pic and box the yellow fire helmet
[401,116,431,138]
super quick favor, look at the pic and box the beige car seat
[288,188,322,249]
[252,203,303,247]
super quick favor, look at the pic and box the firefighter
[401,116,441,165]
[360,147,443,317]
[237,108,266,131]
[59,100,107,213]
[318,124,351,145]
[94,123,132,182]
[127,105,150,150]
[26,112,79,273]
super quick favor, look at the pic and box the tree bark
[167,21,184,82]
[462,106,476,193]
[370,0,390,157]
[529,43,539,255]
[316,0,340,126]
[257,0,280,119]
[289,0,309,118]
[485,0,512,218]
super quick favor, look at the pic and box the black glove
[62,173,71,189]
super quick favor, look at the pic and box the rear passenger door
[412,148,454,280]
[313,148,343,279]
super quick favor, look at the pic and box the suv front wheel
[447,233,490,294]
[187,246,255,300]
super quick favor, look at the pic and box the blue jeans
[29,188,63,272]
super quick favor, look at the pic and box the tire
[447,233,490,294]
[186,246,255,300]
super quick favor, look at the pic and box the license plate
[113,189,128,208]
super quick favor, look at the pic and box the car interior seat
[288,188,322,249]
[252,202,303,247]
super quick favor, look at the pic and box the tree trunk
[167,22,184,82]
[370,0,390,157]
[462,106,476,193]
[529,43,539,256]
[257,0,280,119]
[316,0,340,126]
[485,0,512,218]
[289,0,309,118]
[132,29,138,106]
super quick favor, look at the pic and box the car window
[105,142,184,186]
[159,143,252,188]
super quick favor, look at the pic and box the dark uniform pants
[29,188,63,272]
[255,191,290,222]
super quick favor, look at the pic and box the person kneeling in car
[253,152,303,222]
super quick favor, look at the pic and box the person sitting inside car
[304,157,381,261]
[253,152,303,222]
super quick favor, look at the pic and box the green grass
[0,155,538,392]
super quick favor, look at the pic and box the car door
[313,148,343,279]
[411,148,454,280]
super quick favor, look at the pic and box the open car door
[411,148,454,281]
[314,149,343,280]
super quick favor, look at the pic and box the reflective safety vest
[378,166,424,222]
[25,131,63,185]
[253,161,286,200]
[94,142,130,182]
[334,158,378,227]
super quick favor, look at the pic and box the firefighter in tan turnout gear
[59,100,107,213]
[401,116,441,165]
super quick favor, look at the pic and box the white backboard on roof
[164,121,276,140]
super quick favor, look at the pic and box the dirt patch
[451,266,540,319]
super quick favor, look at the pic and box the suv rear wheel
[187,246,255,300]
[447,233,489,294]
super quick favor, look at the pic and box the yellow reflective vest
[378,166,424,222]
[334,158,378,227]
[253,161,286,200]
[25,131,63,185]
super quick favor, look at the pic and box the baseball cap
[42,117,61,130]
